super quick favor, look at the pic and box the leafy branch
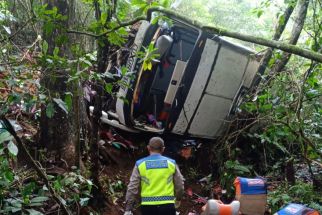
[67,15,146,38]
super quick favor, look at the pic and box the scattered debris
[100,129,138,150]
[186,187,208,204]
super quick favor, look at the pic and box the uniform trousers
[141,203,176,215]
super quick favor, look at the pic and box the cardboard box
[235,194,267,215]
[234,177,267,215]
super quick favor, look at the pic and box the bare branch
[99,15,146,36]
[67,15,146,38]
[66,29,99,37]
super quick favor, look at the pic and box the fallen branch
[0,116,72,215]
[147,7,322,63]
[67,7,322,63]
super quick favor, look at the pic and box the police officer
[124,137,184,215]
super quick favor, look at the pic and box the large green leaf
[26,209,44,215]
[46,102,55,118]
[8,141,18,156]
[80,197,90,206]
[100,12,108,25]
[30,196,49,203]
[42,40,48,55]
[105,83,113,94]
[64,93,73,112]
[271,141,288,154]
[53,98,68,114]
[0,131,13,144]
[3,25,11,34]
[225,160,251,173]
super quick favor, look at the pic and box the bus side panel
[242,58,261,88]
[187,44,250,138]
[166,31,206,131]
[172,39,219,134]
[205,45,249,100]
[189,95,232,137]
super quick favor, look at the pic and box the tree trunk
[260,1,297,67]
[285,158,296,185]
[39,0,86,169]
[88,0,113,207]
[271,0,310,73]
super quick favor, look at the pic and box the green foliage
[219,160,252,198]
[0,129,15,198]
[268,182,322,213]
[53,98,68,114]
[107,28,127,46]
[0,122,93,214]
[64,93,73,112]
[52,172,93,207]
[185,167,200,182]
[0,123,19,158]
[230,3,322,209]
[251,0,271,18]
[34,4,68,37]
[0,1,15,45]
[99,175,126,204]
[0,125,48,214]
[45,102,55,118]
[241,62,322,163]
[131,0,173,16]
[0,168,93,214]
[109,179,125,193]
[136,43,160,71]
[7,140,18,156]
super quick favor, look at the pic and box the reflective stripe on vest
[136,154,176,205]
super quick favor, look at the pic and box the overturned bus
[99,15,263,140]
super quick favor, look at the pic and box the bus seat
[153,35,174,62]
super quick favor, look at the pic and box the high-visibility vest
[136,154,176,205]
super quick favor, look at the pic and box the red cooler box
[234,177,267,215]
[274,203,320,215]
